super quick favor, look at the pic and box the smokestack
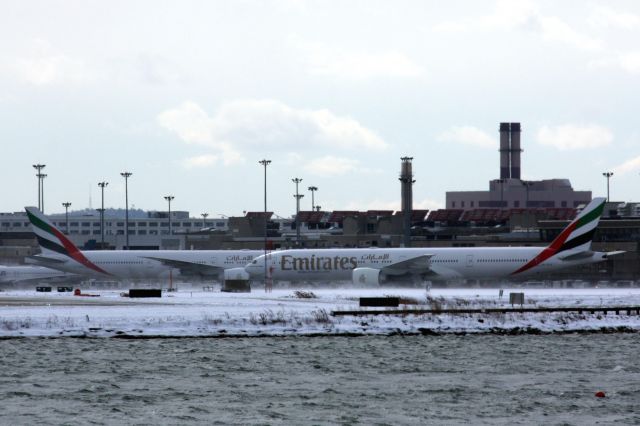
[499,123,510,179]
[510,122,522,180]
[399,157,414,247]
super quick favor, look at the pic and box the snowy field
[1,287,640,337]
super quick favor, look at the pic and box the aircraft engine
[224,267,250,281]
[352,267,380,286]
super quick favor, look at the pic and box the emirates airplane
[25,207,261,281]
[245,197,622,284]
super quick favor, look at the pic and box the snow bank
[0,288,639,337]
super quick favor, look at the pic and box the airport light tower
[308,186,318,211]
[39,174,47,213]
[98,181,108,248]
[62,202,71,234]
[164,195,174,236]
[201,212,208,226]
[522,180,533,207]
[32,164,45,211]
[259,159,271,291]
[292,178,304,246]
[602,172,613,202]
[120,171,133,249]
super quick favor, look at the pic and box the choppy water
[1,334,639,425]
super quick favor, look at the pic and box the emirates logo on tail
[512,198,605,275]
[25,207,110,275]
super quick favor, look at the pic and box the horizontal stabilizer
[26,255,66,264]
[557,251,594,261]
[602,251,625,259]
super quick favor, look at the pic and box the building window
[561,201,567,207]
[92,230,100,235]
[138,230,147,235]
[70,222,79,227]
[138,222,147,227]
[452,201,456,208]
[470,201,474,207]
[116,222,124,227]
[81,230,90,235]
[149,222,158,227]
[514,200,520,208]
[12,222,22,227]
[216,222,225,227]
[182,222,191,227]
[82,222,91,227]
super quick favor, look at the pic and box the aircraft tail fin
[545,197,606,256]
[512,197,606,275]
[25,207,109,275]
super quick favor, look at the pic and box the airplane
[245,197,623,285]
[0,265,76,284]
[25,206,261,281]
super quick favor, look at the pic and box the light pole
[603,172,613,202]
[259,159,271,289]
[98,182,108,249]
[315,205,321,212]
[39,174,47,213]
[522,180,533,208]
[292,178,304,246]
[62,202,71,234]
[308,186,318,211]
[32,164,45,211]
[201,212,208,226]
[120,171,132,249]
[164,195,174,236]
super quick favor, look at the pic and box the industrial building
[446,123,591,210]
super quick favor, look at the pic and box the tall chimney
[510,122,522,180]
[399,157,414,247]
[499,122,510,179]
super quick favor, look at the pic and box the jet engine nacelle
[352,267,380,286]
[224,267,250,281]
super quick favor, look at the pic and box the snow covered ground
[1,287,639,337]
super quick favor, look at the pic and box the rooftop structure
[447,123,591,210]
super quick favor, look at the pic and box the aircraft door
[466,254,474,268]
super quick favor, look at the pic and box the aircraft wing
[380,254,433,276]
[143,257,224,278]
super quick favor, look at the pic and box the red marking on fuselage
[49,226,111,275]
[511,221,577,275]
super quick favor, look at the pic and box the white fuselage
[245,247,610,282]
[0,265,75,283]
[29,250,261,280]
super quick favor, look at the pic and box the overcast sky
[2,0,640,217]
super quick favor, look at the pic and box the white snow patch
[0,288,639,337]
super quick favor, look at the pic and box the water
[1,334,639,425]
